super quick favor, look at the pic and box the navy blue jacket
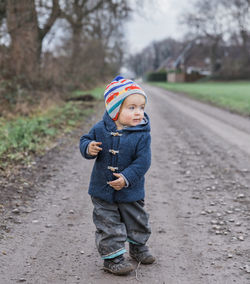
[79,111,151,203]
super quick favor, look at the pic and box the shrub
[145,70,167,82]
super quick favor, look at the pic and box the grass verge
[151,81,250,116]
[71,86,105,100]
[0,86,105,171]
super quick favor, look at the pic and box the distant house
[157,56,176,71]
[161,42,212,82]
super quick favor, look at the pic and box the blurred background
[0,0,249,169]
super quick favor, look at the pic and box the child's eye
[140,106,145,110]
[129,106,135,110]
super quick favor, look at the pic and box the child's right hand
[88,141,102,156]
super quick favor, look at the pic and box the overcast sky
[41,0,192,58]
[124,0,192,54]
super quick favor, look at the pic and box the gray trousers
[91,197,151,259]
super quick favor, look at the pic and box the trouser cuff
[101,248,127,259]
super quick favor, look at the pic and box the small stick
[135,261,141,281]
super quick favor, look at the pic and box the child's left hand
[107,173,126,191]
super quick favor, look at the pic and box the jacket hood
[103,111,150,132]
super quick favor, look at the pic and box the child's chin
[132,122,140,126]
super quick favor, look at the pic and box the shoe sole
[103,266,134,275]
[130,254,156,265]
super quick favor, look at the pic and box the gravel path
[0,84,250,283]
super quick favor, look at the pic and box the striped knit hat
[104,75,147,121]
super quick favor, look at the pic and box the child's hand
[88,141,102,156]
[108,173,126,191]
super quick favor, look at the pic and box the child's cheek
[126,113,133,120]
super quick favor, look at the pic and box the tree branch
[38,0,60,41]
[83,0,104,17]
[0,0,6,25]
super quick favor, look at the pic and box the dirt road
[1,84,250,284]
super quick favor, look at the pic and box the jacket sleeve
[120,134,151,186]
[79,126,97,159]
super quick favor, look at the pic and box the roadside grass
[0,86,104,170]
[152,81,250,116]
[71,86,105,100]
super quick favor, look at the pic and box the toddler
[79,76,155,275]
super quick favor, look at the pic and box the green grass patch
[72,86,105,100]
[0,101,93,169]
[152,81,250,116]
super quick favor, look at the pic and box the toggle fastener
[109,149,119,155]
[108,166,118,172]
[111,132,122,137]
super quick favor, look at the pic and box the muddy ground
[0,84,250,284]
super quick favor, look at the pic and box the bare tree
[224,0,250,62]
[59,0,131,86]
[181,0,228,74]
[181,0,250,78]
[87,1,130,73]
[128,52,145,78]
[127,38,184,77]
[0,0,6,26]
[59,1,103,66]
[6,0,60,84]
[3,0,134,88]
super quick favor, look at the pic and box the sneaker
[103,255,134,275]
[129,244,155,264]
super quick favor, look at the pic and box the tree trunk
[240,29,250,64]
[7,0,39,83]
[71,24,82,73]
[209,39,220,75]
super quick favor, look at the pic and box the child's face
[116,94,146,129]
